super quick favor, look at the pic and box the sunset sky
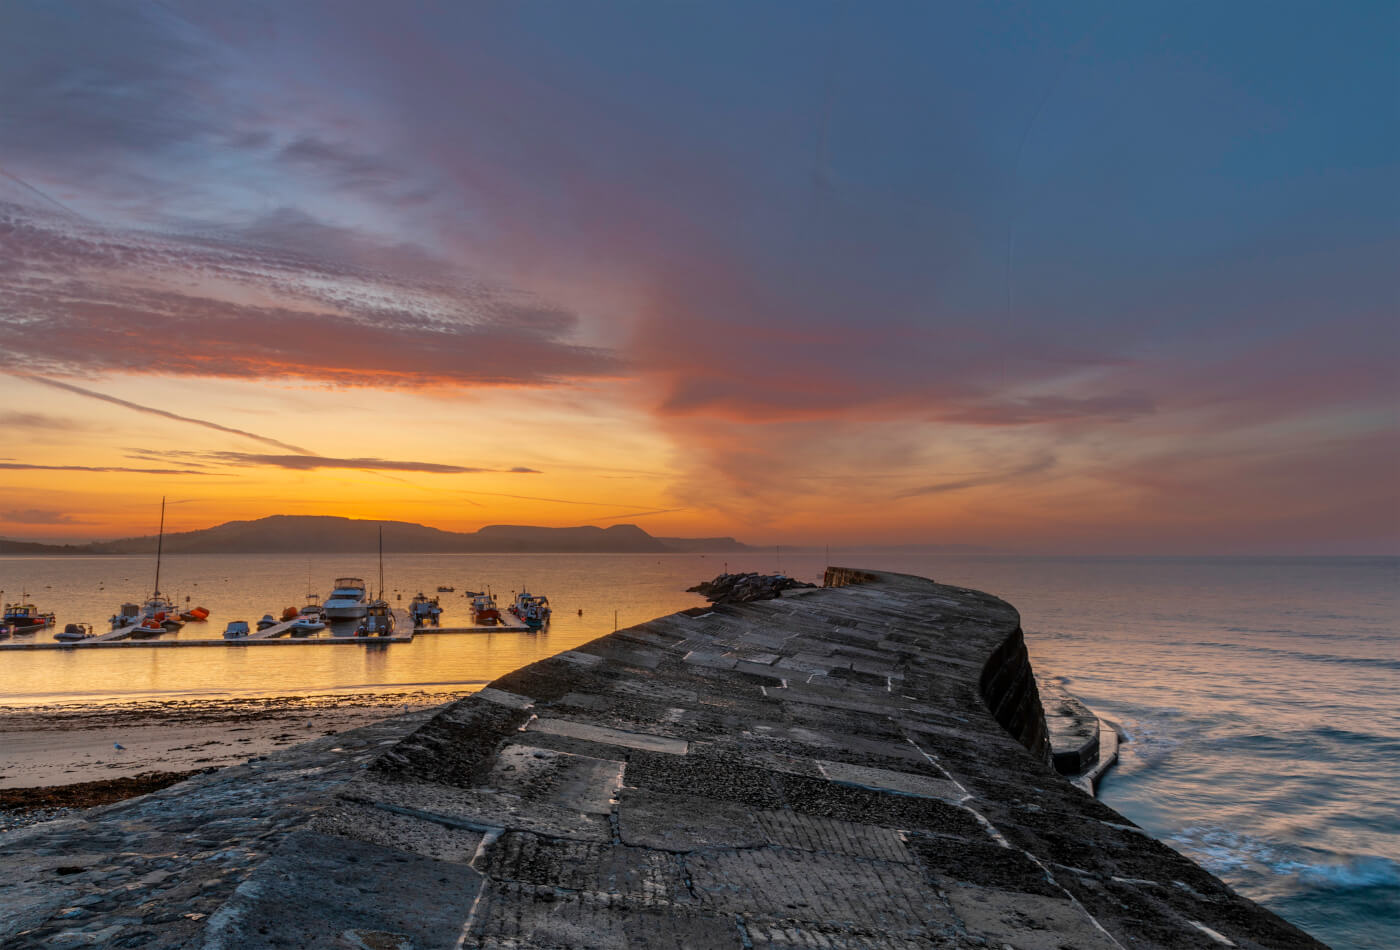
[1,1,1395,553]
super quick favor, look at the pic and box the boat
[115,498,178,636]
[409,593,442,627]
[2,601,55,631]
[437,585,455,593]
[223,620,250,639]
[324,577,369,621]
[288,604,326,635]
[256,613,278,631]
[111,603,141,629]
[355,527,394,637]
[470,592,500,625]
[509,591,552,629]
[356,600,395,637]
[55,622,95,643]
[130,617,166,639]
[280,606,299,621]
[179,606,210,622]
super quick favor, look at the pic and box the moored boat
[223,620,250,639]
[324,577,369,621]
[356,600,395,637]
[55,622,95,642]
[179,605,211,622]
[509,591,551,629]
[2,602,55,631]
[130,617,166,639]
[256,613,278,631]
[470,592,500,625]
[409,593,442,627]
[437,585,455,593]
[117,498,179,637]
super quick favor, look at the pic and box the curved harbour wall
[0,569,1325,949]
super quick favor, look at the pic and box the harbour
[1,551,1396,949]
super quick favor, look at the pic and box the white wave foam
[1171,826,1400,892]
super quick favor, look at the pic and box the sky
[0,0,1395,554]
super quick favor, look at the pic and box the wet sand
[0,690,466,793]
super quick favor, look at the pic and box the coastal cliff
[0,569,1324,948]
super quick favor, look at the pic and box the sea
[1,551,1395,949]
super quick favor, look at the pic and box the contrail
[0,166,86,220]
[18,375,311,455]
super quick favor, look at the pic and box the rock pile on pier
[686,571,818,603]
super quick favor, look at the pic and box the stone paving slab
[524,717,690,755]
[463,881,740,950]
[684,845,953,935]
[476,830,691,902]
[201,830,484,950]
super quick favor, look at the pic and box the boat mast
[153,496,166,598]
[377,525,384,600]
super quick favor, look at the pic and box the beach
[0,690,467,827]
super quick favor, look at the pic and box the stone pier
[0,569,1324,948]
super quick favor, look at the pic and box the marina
[0,605,535,649]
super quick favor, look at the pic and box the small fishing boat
[409,593,442,627]
[356,600,395,637]
[280,606,299,622]
[2,602,55,631]
[111,602,141,629]
[55,622,95,643]
[437,585,455,593]
[355,527,394,637]
[223,620,250,639]
[116,499,179,637]
[470,592,500,625]
[509,591,551,629]
[256,613,278,631]
[179,605,211,622]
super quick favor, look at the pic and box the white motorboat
[223,620,250,639]
[324,577,369,620]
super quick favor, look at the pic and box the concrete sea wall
[0,569,1325,948]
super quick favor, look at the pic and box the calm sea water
[1,551,1395,949]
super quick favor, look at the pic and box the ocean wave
[1171,826,1400,893]
[1184,641,1400,671]
[1276,856,1400,890]
[1117,717,1182,766]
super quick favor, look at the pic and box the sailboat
[124,498,176,638]
[356,526,395,637]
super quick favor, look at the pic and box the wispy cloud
[0,203,621,390]
[0,462,221,475]
[0,508,85,525]
[900,452,1058,497]
[200,452,542,474]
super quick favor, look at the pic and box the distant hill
[15,516,754,555]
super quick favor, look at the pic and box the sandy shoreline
[0,689,469,791]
